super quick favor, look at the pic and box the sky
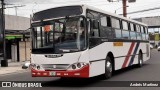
[2,0,160,19]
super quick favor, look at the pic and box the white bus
[30,5,150,79]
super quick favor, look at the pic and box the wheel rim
[106,61,112,73]
[139,59,142,65]
[139,53,143,66]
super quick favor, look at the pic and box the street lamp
[115,6,129,14]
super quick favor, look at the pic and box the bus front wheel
[101,57,113,79]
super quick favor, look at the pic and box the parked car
[157,42,160,51]
[157,46,160,51]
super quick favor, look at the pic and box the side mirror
[92,20,98,29]
[22,62,30,69]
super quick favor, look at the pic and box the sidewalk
[0,61,30,76]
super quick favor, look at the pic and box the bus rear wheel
[101,57,113,79]
[138,52,143,67]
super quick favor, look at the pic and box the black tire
[138,52,143,67]
[101,57,113,79]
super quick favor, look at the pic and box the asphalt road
[0,49,160,90]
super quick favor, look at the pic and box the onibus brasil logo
[1,82,42,87]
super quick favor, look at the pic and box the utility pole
[115,6,129,14]
[122,0,127,17]
[0,0,7,67]
[108,0,136,17]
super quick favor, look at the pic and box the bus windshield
[32,17,87,54]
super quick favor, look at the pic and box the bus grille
[41,64,70,70]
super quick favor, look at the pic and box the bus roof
[33,4,147,26]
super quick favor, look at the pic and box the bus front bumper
[31,64,89,78]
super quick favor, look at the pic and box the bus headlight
[72,64,76,69]
[37,65,40,70]
[68,62,88,70]
[30,63,44,71]
[77,63,81,68]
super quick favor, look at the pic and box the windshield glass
[32,17,87,54]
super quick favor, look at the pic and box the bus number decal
[113,42,123,46]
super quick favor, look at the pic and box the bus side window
[99,15,112,38]
[141,26,146,40]
[91,20,100,37]
[129,23,137,40]
[130,23,134,31]
[137,32,142,40]
[130,32,136,40]
[136,25,142,40]
[111,17,121,39]
[86,10,100,37]
[122,20,130,39]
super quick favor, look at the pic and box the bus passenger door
[89,20,101,48]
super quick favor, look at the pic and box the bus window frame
[99,13,112,38]
[129,22,135,31]
[121,20,130,39]
[122,20,129,30]
[86,9,149,42]
[111,17,121,29]
[110,17,122,39]
[136,24,141,32]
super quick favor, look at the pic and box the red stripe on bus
[122,42,135,68]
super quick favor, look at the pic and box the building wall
[4,15,31,62]
[134,16,160,47]
[19,41,31,61]
[5,15,30,30]
[134,16,160,26]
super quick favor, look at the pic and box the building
[134,16,160,46]
[4,15,30,62]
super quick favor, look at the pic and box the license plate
[49,72,56,76]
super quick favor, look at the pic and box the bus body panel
[31,52,83,65]
[31,50,90,78]
[89,42,150,77]
[31,50,90,65]
[89,60,105,77]
[77,50,90,63]
[89,42,132,77]
[31,42,150,78]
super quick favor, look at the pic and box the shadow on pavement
[42,77,102,87]
[112,64,149,76]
